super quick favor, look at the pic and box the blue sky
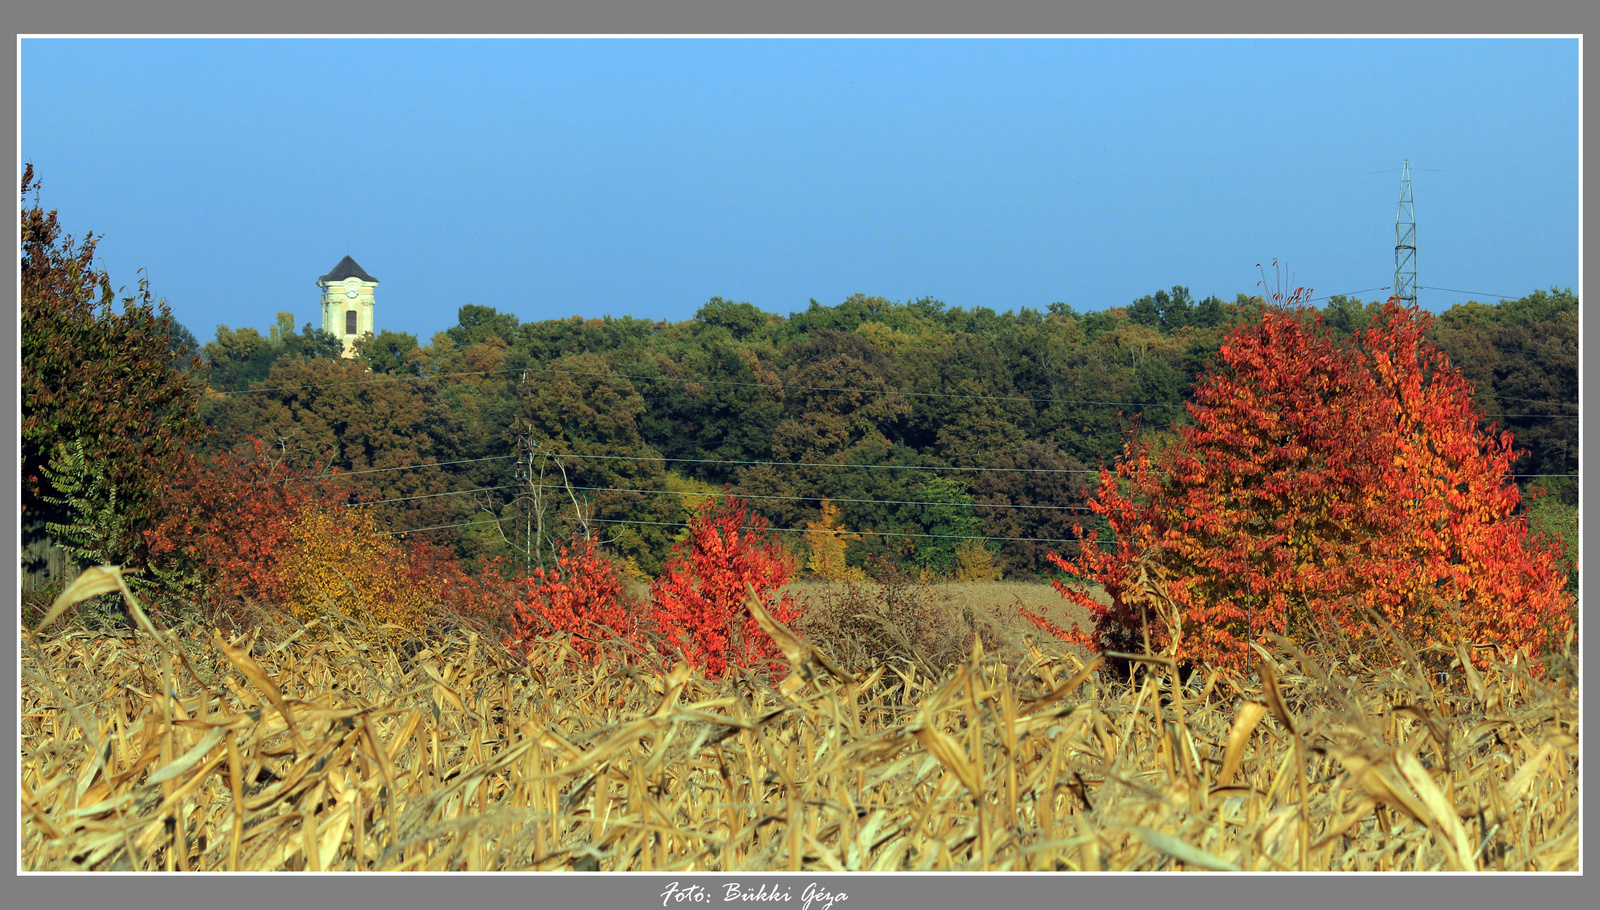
[20,37,1580,347]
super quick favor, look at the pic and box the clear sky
[19,37,1580,347]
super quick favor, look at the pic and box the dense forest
[186,284,1578,584]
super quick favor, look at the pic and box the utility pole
[1394,159,1417,306]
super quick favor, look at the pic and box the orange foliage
[1042,301,1573,672]
[279,504,433,636]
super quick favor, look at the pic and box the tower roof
[319,255,378,284]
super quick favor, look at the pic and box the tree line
[22,166,1578,610]
[193,290,1576,583]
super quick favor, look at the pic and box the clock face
[345,285,360,299]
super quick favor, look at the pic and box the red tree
[505,536,636,662]
[1041,301,1573,672]
[137,439,349,616]
[648,497,803,678]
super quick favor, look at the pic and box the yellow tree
[804,500,865,582]
[280,504,432,637]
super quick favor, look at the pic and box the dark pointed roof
[319,255,378,284]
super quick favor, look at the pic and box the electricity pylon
[1394,160,1416,306]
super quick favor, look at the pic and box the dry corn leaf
[1216,700,1268,788]
[1128,825,1241,871]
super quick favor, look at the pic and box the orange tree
[648,496,804,678]
[1040,300,1572,672]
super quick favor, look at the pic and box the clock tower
[317,255,379,357]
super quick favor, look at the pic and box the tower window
[346,310,358,335]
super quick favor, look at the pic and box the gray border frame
[10,2,1590,909]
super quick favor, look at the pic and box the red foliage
[138,439,347,615]
[1045,301,1573,672]
[141,439,517,634]
[403,542,516,630]
[648,497,804,678]
[505,536,637,662]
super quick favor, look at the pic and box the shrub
[648,496,803,678]
[138,439,344,619]
[799,561,999,683]
[279,503,434,637]
[505,536,637,662]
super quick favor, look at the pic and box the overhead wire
[382,512,1115,547]
[1418,285,1525,301]
[527,451,1105,474]
[512,481,1094,512]
[208,313,1575,525]
[224,360,1197,412]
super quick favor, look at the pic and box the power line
[1304,286,1393,304]
[368,460,1580,530]
[383,512,1112,547]
[366,483,517,506]
[1418,285,1523,301]
[221,364,522,396]
[339,454,515,476]
[213,348,1574,417]
[530,451,1105,474]
[374,468,1578,538]
[381,516,512,536]
[1480,395,1577,408]
[517,482,1093,512]
[224,361,1195,412]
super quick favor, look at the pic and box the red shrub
[505,536,637,662]
[648,497,803,678]
[139,439,346,617]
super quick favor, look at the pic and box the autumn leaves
[1034,302,1573,672]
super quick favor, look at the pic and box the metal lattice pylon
[1394,159,1416,306]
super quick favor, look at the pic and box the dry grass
[19,570,1580,872]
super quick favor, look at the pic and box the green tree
[967,440,1092,579]
[915,476,984,578]
[357,329,422,374]
[512,353,667,567]
[637,340,783,484]
[447,303,520,347]
[204,356,475,545]
[204,325,276,392]
[897,330,1029,461]
[771,329,910,464]
[1429,289,1578,502]
[282,320,345,360]
[694,297,772,340]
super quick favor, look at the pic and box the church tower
[317,255,379,357]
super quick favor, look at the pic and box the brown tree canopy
[21,165,207,566]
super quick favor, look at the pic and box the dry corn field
[20,569,1580,872]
